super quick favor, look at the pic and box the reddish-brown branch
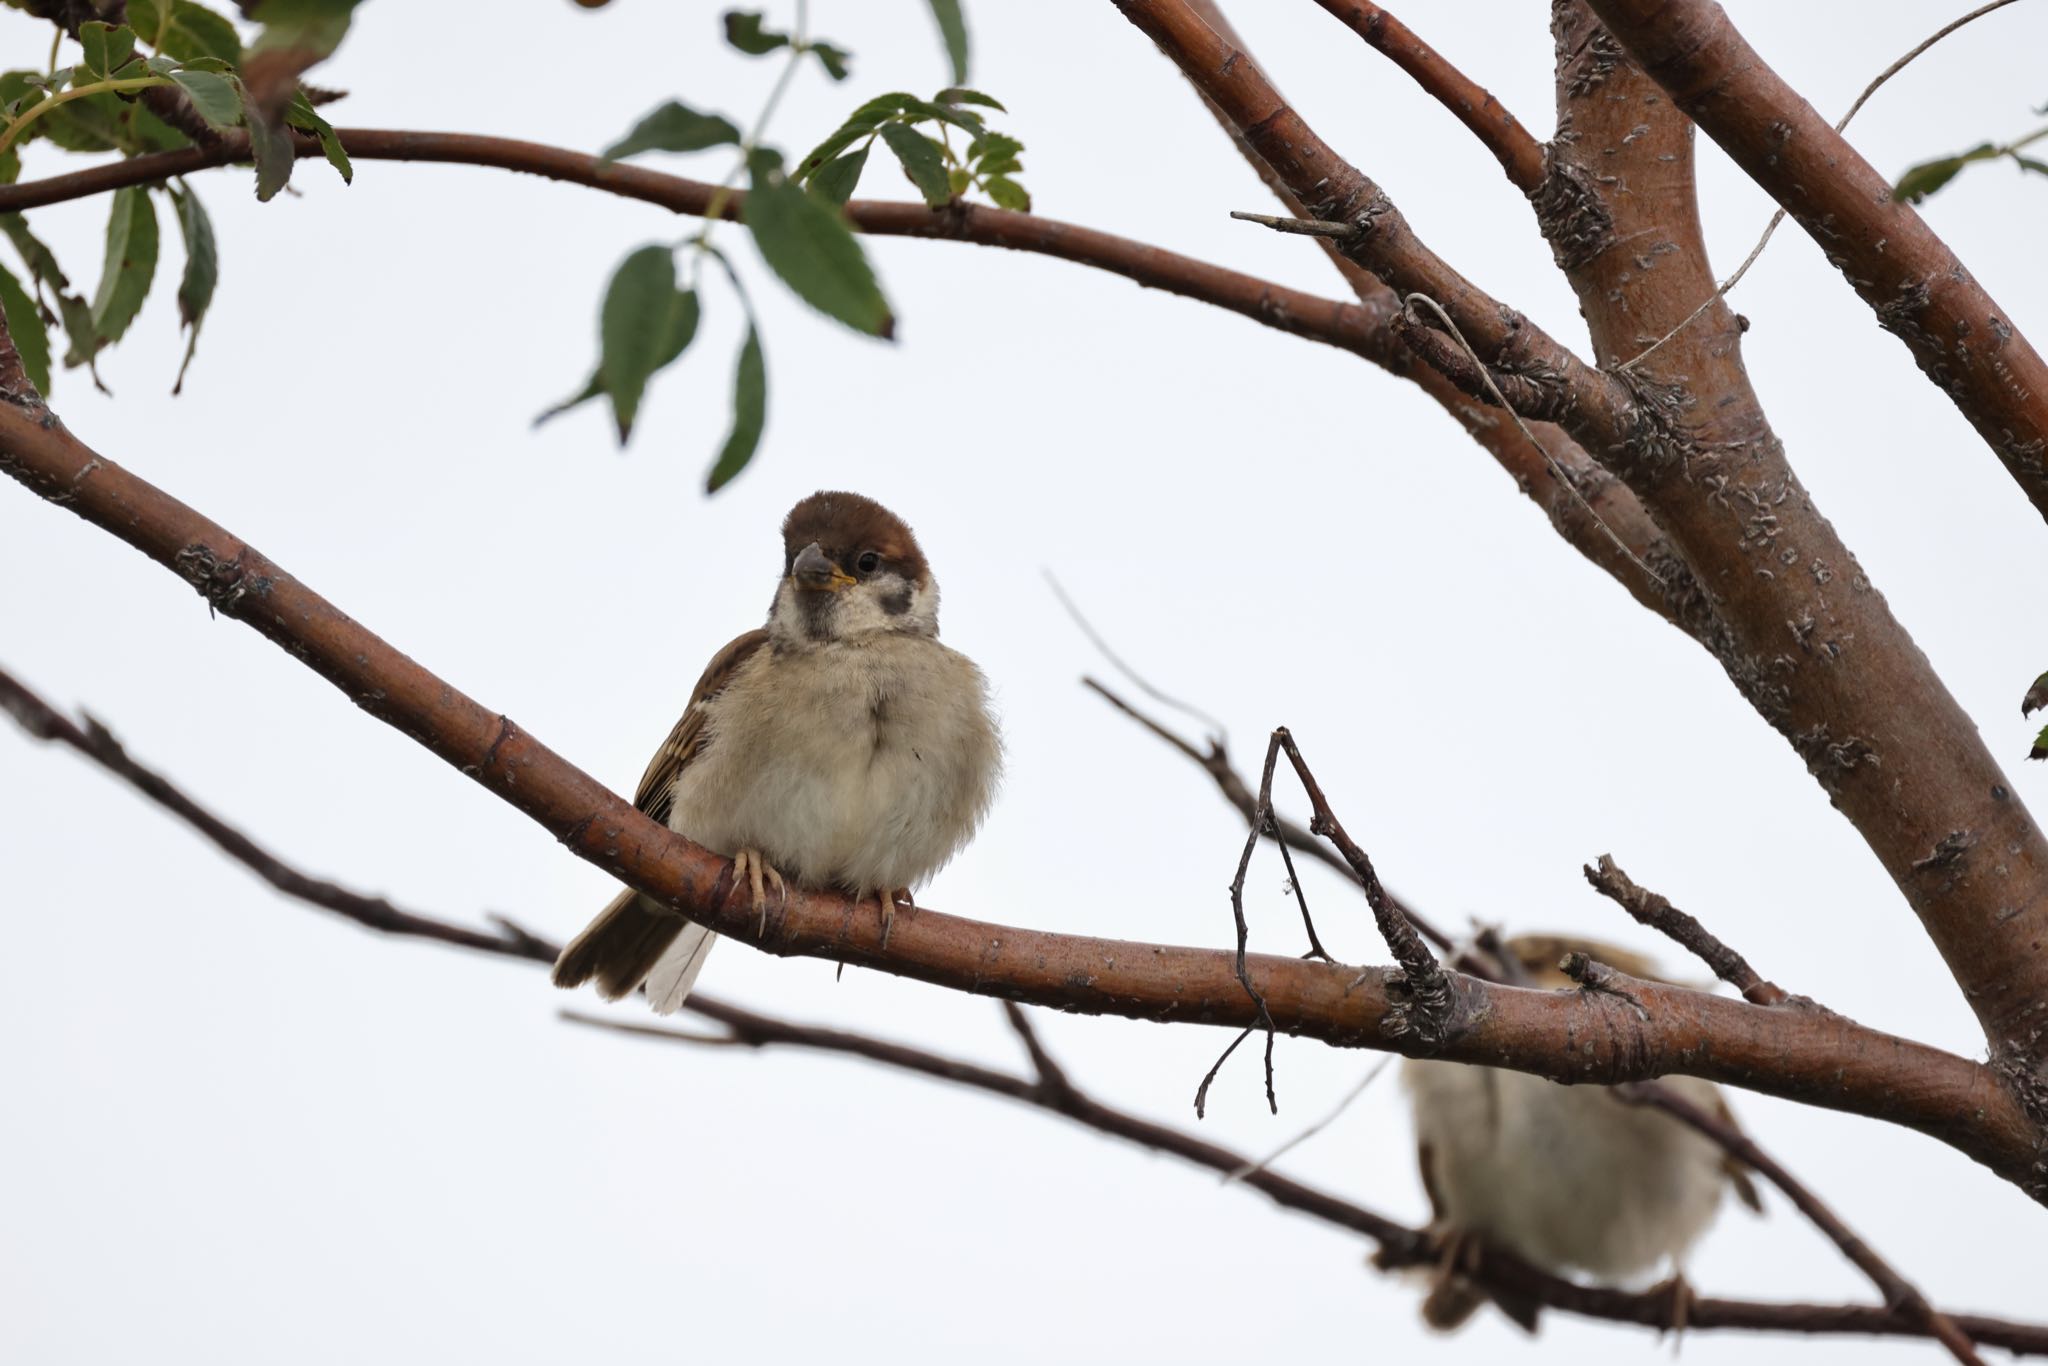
[0,128,1397,367]
[1,392,2039,1193]
[1307,1,1548,192]
[1583,0,2048,524]
[1620,1083,1986,1364]
[8,664,2047,1352]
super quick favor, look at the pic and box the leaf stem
[0,76,173,158]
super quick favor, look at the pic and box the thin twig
[1219,734,1285,1115]
[1046,573,1226,743]
[1617,1083,1988,1365]
[1401,292,1664,588]
[1615,0,2026,371]
[1584,854,1789,1005]
[1228,208,1355,237]
[1223,1055,1394,1185]
[1001,1001,1077,1099]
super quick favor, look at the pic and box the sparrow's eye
[855,551,881,575]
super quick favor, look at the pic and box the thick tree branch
[1,387,2038,1197]
[1583,0,2048,522]
[1307,1,1548,192]
[9,664,2046,1352]
[0,129,1398,367]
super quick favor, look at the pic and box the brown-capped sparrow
[552,491,1002,1012]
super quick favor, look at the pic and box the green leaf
[0,261,51,395]
[598,245,680,441]
[902,97,983,136]
[722,11,788,55]
[807,145,868,206]
[79,22,138,79]
[170,69,243,131]
[706,324,765,492]
[877,122,951,207]
[967,131,1021,164]
[743,166,892,337]
[247,0,360,60]
[37,92,126,152]
[2033,722,2048,762]
[540,284,699,430]
[1893,143,1999,203]
[129,0,245,65]
[602,100,741,161]
[285,89,351,182]
[169,185,216,391]
[983,174,1030,212]
[89,185,158,348]
[811,42,852,82]
[924,0,969,84]
[2014,154,2048,178]
[795,92,914,178]
[57,289,100,370]
[1,213,70,292]
[245,95,295,200]
[936,87,1003,112]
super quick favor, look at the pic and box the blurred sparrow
[551,491,1002,1012]
[1396,934,1760,1331]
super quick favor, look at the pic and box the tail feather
[645,924,718,1014]
[552,889,691,1001]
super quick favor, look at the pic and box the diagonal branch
[1582,0,2048,524]
[9,663,2047,1353]
[1585,854,1788,1006]
[1306,1,1547,192]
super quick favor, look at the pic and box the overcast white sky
[4,3,2045,1362]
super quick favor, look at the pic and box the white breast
[666,634,1001,894]
[1402,1060,1731,1280]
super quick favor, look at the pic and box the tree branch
[1307,1,1548,192]
[1583,0,2048,523]
[9,662,2047,1353]
[1,388,2038,1195]
[0,129,1398,367]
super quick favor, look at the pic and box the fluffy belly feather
[666,634,1000,894]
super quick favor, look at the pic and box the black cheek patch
[880,584,913,616]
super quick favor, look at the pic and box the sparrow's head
[769,491,938,644]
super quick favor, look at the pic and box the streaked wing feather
[633,628,770,825]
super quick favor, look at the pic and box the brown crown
[780,491,929,581]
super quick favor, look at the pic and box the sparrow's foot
[1649,1271,1695,1340]
[875,887,897,950]
[732,847,788,937]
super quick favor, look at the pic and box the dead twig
[1584,854,1789,1005]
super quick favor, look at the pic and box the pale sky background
[3,3,2045,1362]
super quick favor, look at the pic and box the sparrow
[1395,934,1761,1331]
[551,491,1002,1013]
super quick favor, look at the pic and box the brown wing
[633,628,770,826]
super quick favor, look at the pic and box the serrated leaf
[808,145,868,205]
[743,169,892,337]
[924,0,969,84]
[57,290,100,369]
[983,173,1030,212]
[169,185,215,391]
[170,69,242,130]
[543,284,700,431]
[936,87,1003,112]
[902,97,983,136]
[706,323,765,492]
[245,95,295,200]
[1893,143,1998,203]
[877,122,950,207]
[89,185,158,348]
[2,213,70,291]
[795,93,915,178]
[967,131,1020,164]
[975,155,1020,177]
[129,0,244,65]
[0,261,51,395]
[598,244,679,441]
[37,92,125,152]
[811,42,851,81]
[285,88,351,181]
[602,100,740,161]
[79,22,137,79]
[722,10,788,55]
